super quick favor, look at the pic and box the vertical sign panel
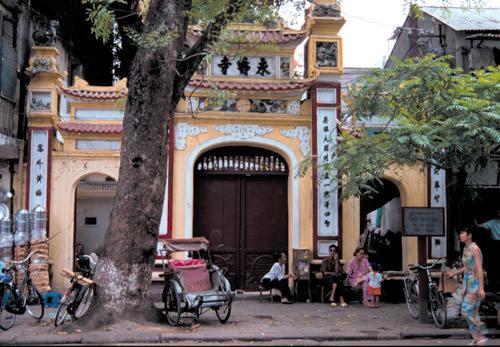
[317,107,338,238]
[29,130,49,210]
[430,167,447,258]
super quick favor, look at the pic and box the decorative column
[25,47,64,228]
[312,84,342,257]
[429,167,447,258]
[306,0,345,257]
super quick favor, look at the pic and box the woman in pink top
[346,247,372,307]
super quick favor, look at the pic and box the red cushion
[170,259,206,268]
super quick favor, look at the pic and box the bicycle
[0,250,45,330]
[403,258,447,329]
[54,253,98,326]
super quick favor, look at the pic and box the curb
[0,330,491,345]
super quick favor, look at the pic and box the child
[367,263,383,308]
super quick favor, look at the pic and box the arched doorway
[193,146,289,290]
[359,179,402,271]
[74,174,117,258]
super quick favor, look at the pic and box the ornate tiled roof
[188,73,318,92]
[189,22,307,44]
[57,122,123,134]
[57,77,128,101]
[190,28,307,44]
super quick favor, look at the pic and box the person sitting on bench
[261,252,296,304]
[320,244,347,307]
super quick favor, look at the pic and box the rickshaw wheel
[163,281,182,326]
[215,301,232,323]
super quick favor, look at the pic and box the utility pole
[418,236,429,323]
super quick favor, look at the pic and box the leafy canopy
[312,54,500,200]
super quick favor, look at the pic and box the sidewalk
[0,294,498,345]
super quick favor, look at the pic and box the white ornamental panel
[29,130,50,210]
[280,127,310,156]
[175,123,208,150]
[317,108,338,237]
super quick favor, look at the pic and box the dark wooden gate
[193,147,288,290]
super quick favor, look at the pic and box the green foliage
[313,55,499,200]
[82,0,126,42]
[123,27,178,50]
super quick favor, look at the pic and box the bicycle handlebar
[408,258,444,272]
[10,250,41,265]
[81,254,97,266]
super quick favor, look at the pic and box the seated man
[320,244,347,307]
[260,252,296,304]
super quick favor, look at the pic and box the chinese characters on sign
[29,130,49,210]
[430,167,447,257]
[317,107,338,238]
[212,56,281,77]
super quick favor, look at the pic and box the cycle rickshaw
[159,237,233,326]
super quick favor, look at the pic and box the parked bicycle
[54,253,98,326]
[0,250,45,330]
[403,258,447,328]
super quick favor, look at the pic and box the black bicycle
[54,253,98,326]
[0,250,45,330]
[403,259,447,328]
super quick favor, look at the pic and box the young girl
[367,263,383,308]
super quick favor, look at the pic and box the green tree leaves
[315,54,499,200]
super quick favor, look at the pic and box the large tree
[74,0,301,327]
[315,54,499,247]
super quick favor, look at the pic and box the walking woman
[448,226,488,345]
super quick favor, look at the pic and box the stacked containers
[29,206,50,292]
[14,209,30,285]
[0,217,13,274]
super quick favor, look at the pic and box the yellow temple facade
[24,1,425,291]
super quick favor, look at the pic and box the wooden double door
[194,174,288,290]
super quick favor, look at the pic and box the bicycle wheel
[23,283,44,320]
[215,301,232,323]
[0,285,16,330]
[163,280,182,326]
[429,286,447,329]
[55,285,78,327]
[404,278,419,319]
[73,285,94,319]
[215,275,232,323]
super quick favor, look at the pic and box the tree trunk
[75,0,247,328]
[79,0,188,326]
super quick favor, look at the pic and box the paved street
[0,294,498,345]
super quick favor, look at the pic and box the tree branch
[168,0,246,115]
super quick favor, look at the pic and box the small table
[294,276,312,302]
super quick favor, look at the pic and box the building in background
[22,0,430,292]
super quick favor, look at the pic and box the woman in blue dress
[448,226,488,345]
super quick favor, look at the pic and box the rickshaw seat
[170,259,206,268]
[168,259,212,292]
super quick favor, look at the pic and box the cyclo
[159,237,233,326]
